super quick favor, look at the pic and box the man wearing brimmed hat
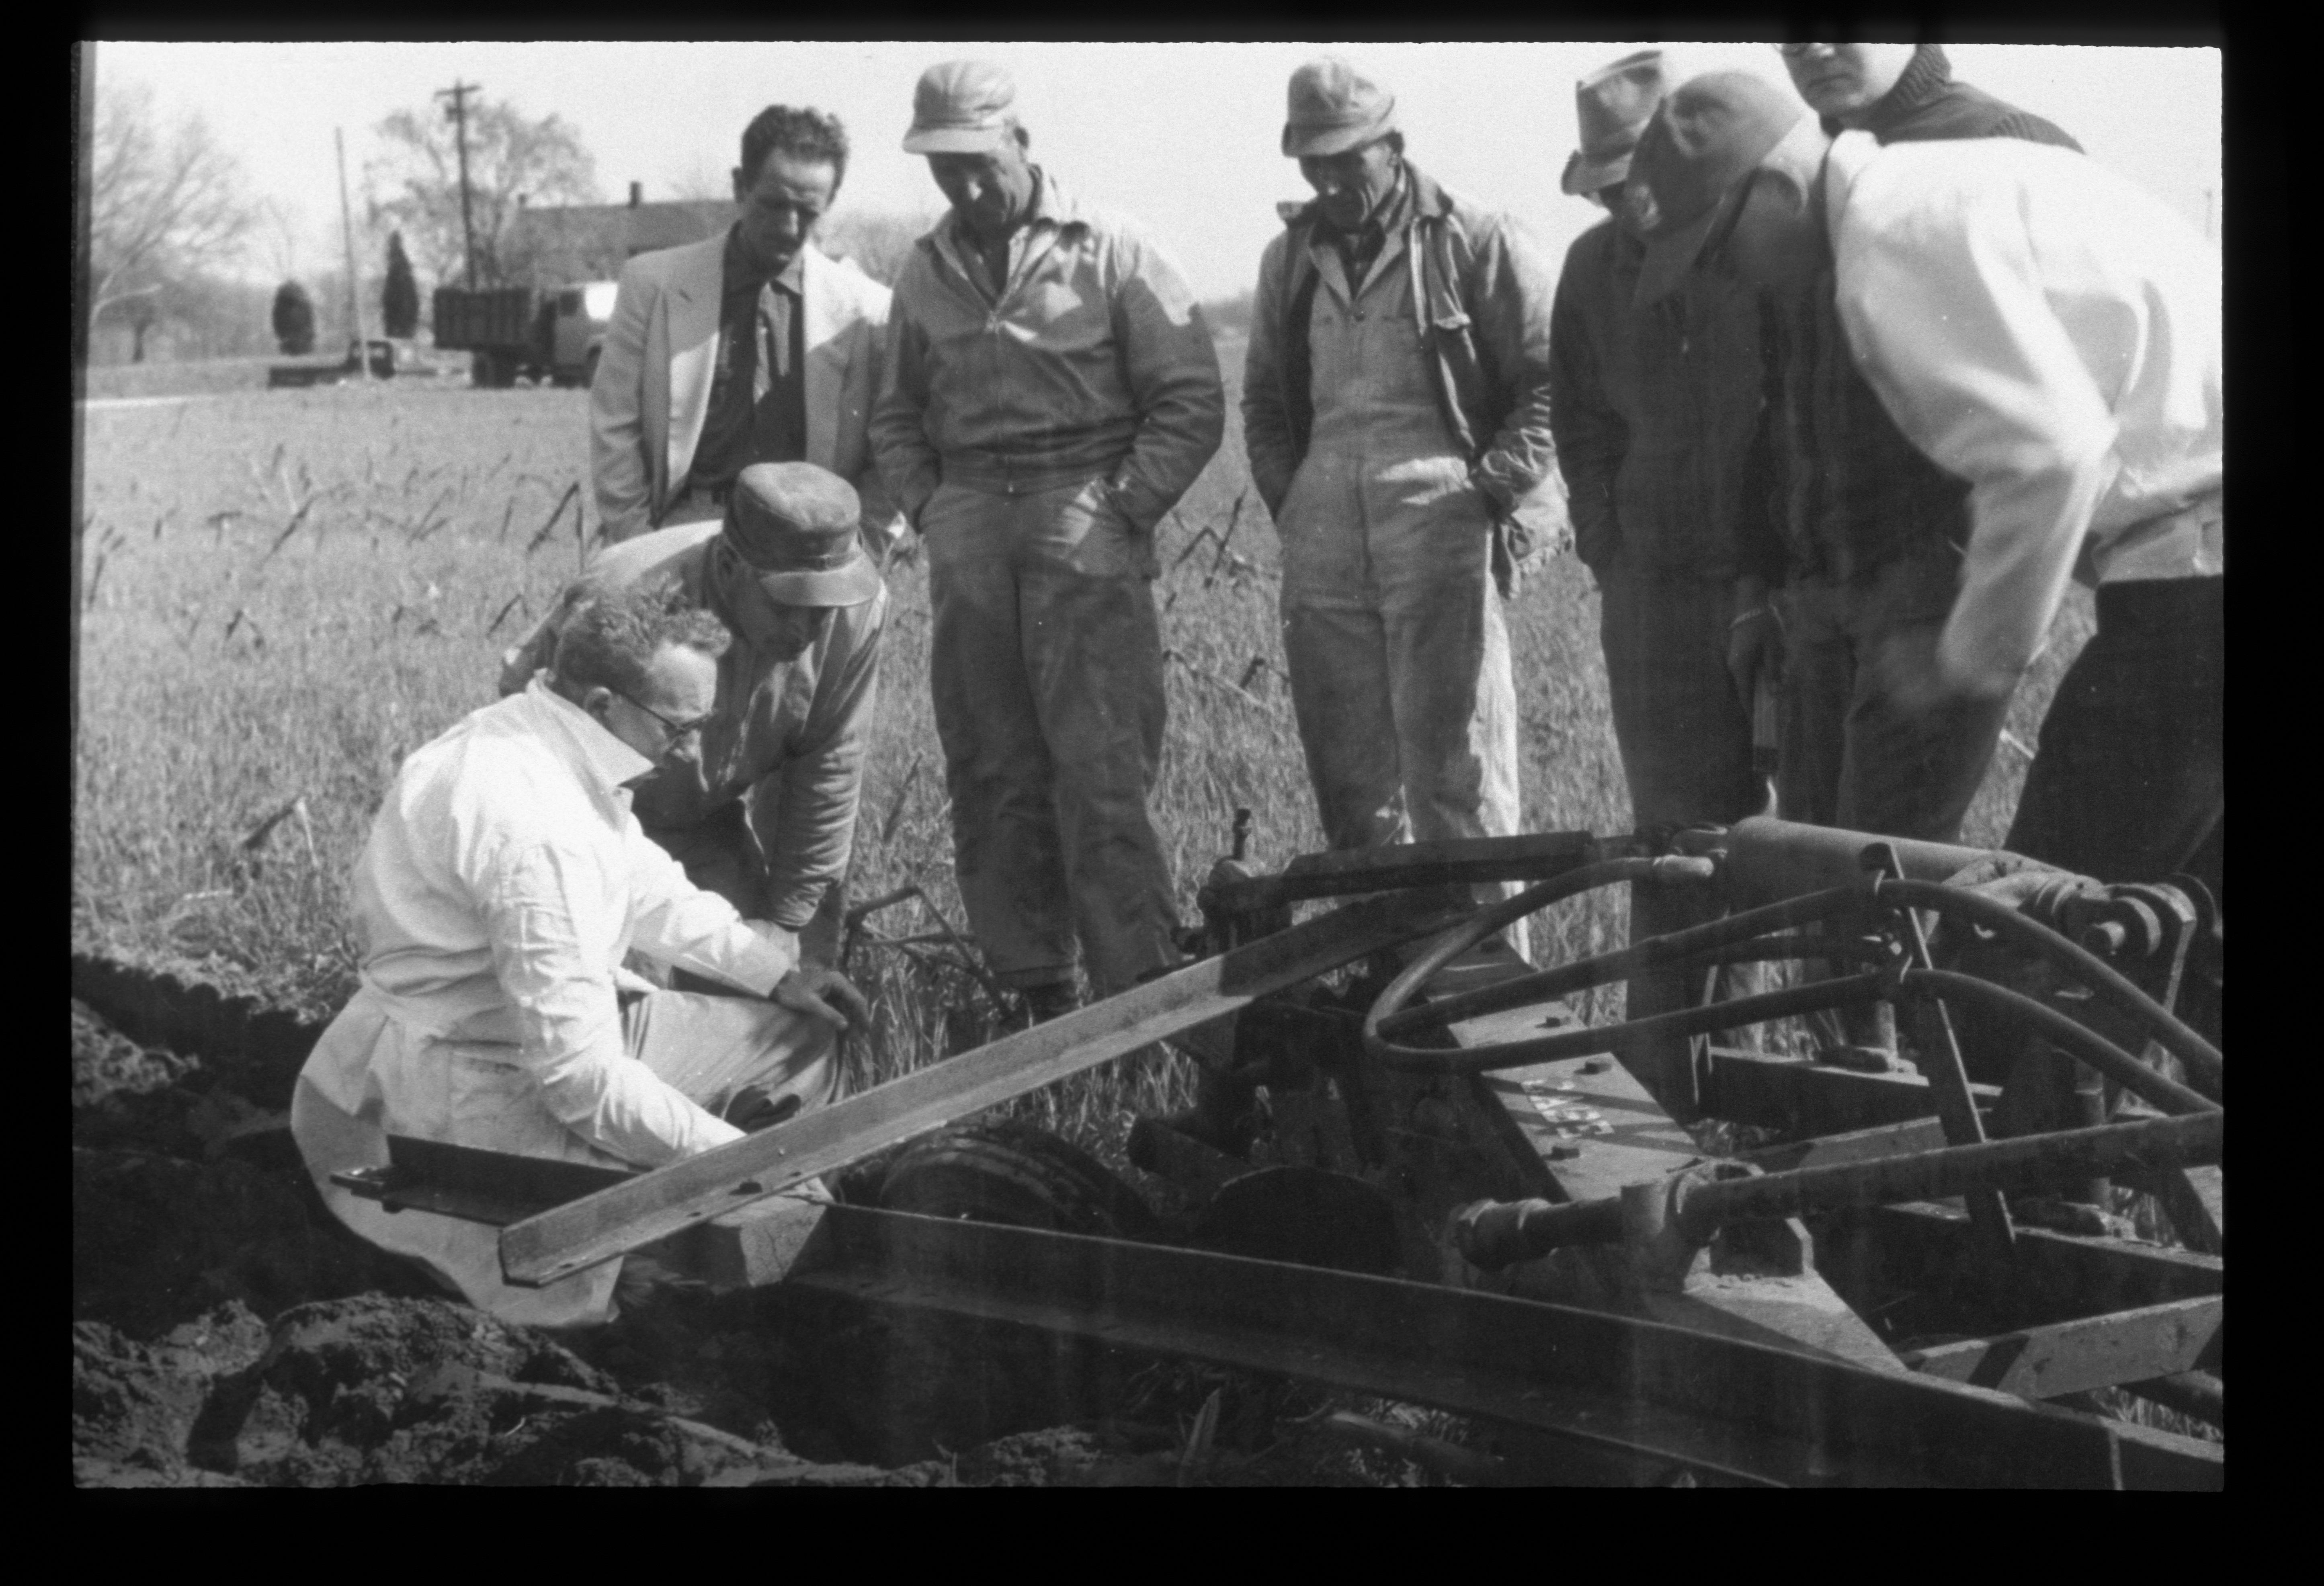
[299,577,868,1327]
[1243,56,1564,961]
[591,105,902,555]
[1546,50,1770,1119]
[1631,70,2220,1046]
[871,59,1224,1017]
[501,460,887,985]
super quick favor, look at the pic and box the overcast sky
[95,39,2223,301]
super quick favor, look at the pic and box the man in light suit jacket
[592,105,902,552]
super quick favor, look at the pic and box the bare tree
[367,94,598,287]
[87,82,257,337]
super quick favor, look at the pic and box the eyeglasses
[618,692,716,744]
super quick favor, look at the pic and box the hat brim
[903,124,1013,156]
[1282,108,1397,159]
[751,549,883,609]
[1561,149,1634,197]
[1632,183,1742,309]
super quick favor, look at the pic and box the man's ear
[581,684,616,720]
[731,165,748,203]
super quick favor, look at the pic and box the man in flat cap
[871,60,1224,1019]
[1634,72,2222,994]
[1546,50,1769,1118]
[299,578,864,1328]
[592,105,902,557]
[500,461,886,998]
[1244,56,1564,961]
[1633,68,2083,1071]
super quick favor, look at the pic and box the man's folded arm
[478,839,744,1167]
[1837,189,2116,699]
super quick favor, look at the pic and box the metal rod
[1371,969,1889,1075]
[1455,1111,2223,1268]
[1880,878,2222,1092]
[1680,1110,2222,1238]
[1376,885,1872,1039]
[1902,968,2217,1117]
[1866,842,2015,1256]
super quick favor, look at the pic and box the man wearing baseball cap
[1545,50,1770,1118]
[500,460,887,990]
[871,60,1223,1020]
[1243,56,1565,964]
[1632,72,2221,1039]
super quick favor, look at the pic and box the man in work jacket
[1657,69,2080,1067]
[1547,50,1770,1120]
[590,104,902,555]
[294,580,868,1328]
[1243,57,1566,959]
[870,60,1224,1017]
[500,463,885,975]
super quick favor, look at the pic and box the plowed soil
[71,999,1402,1487]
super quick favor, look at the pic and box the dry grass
[72,335,2092,1148]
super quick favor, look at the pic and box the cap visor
[1631,197,1726,309]
[755,553,883,608]
[903,125,1012,155]
[1561,151,1633,197]
[1282,112,1396,159]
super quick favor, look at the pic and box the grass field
[72,337,2091,1154]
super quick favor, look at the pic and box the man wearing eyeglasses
[295,578,869,1327]
[501,461,885,986]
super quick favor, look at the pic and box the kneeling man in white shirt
[291,578,870,1327]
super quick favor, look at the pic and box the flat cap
[1282,57,1398,158]
[724,461,880,608]
[903,59,1018,156]
[1628,71,1805,307]
[1562,49,1671,197]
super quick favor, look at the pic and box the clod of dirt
[74,1302,273,1487]
[74,1147,439,1338]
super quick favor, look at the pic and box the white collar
[521,674,654,795]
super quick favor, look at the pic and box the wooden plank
[1705,1046,2001,1136]
[1901,1296,2224,1400]
[500,887,1474,1288]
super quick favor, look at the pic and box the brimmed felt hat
[1282,57,1399,158]
[723,462,880,608]
[902,59,1018,156]
[1560,50,1672,196]
[1629,71,1806,308]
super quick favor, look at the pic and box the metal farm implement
[335,815,2225,1488]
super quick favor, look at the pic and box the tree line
[84,79,1251,366]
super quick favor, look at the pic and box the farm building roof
[505,197,738,285]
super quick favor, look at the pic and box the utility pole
[438,80,481,289]
[336,126,373,379]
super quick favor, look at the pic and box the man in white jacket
[590,104,902,554]
[1630,71,2223,938]
[291,581,869,1327]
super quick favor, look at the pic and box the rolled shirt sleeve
[1834,184,2117,700]
[477,837,748,1168]
[1103,224,1227,533]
